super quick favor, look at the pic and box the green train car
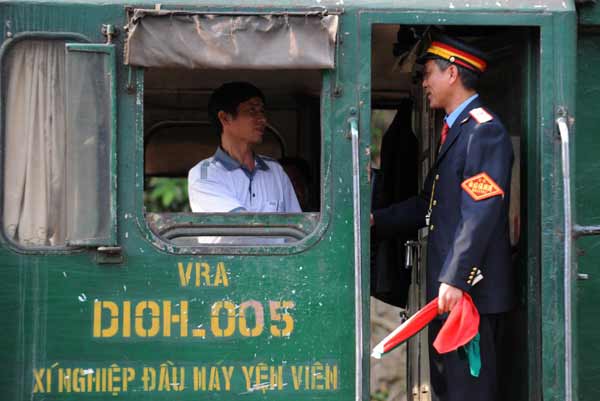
[1,0,599,400]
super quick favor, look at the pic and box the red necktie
[440,122,449,146]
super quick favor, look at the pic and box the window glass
[65,44,116,246]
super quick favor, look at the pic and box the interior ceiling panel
[371,24,414,95]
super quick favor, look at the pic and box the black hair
[208,82,266,137]
[434,59,479,91]
[397,97,413,122]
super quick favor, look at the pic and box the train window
[142,70,323,246]
[125,11,335,247]
[2,39,117,248]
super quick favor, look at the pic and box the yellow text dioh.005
[92,299,295,339]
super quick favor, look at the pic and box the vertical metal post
[557,116,572,401]
[349,116,363,401]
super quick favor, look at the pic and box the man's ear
[447,64,459,85]
[217,110,231,126]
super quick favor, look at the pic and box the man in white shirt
[188,82,301,213]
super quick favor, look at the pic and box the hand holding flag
[371,293,480,359]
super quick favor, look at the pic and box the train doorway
[366,23,540,401]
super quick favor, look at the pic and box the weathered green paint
[0,1,579,401]
[541,8,577,401]
[522,31,543,401]
[0,3,360,401]
[575,14,600,400]
[578,1,600,26]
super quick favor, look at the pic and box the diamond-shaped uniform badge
[461,172,504,201]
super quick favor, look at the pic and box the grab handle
[557,115,573,401]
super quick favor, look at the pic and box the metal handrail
[574,224,600,237]
[349,116,363,401]
[557,115,573,401]
[160,225,308,241]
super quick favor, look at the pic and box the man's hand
[438,283,463,314]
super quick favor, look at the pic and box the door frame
[357,8,576,401]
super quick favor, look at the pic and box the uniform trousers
[428,313,506,401]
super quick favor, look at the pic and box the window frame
[0,32,91,253]
[64,42,118,247]
[135,68,335,255]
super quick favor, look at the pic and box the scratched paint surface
[575,25,600,401]
[0,2,360,400]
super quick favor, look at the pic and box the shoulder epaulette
[469,107,494,124]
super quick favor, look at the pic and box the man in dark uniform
[372,35,515,401]
[371,100,419,308]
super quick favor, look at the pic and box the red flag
[433,293,480,353]
[371,298,438,358]
[372,294,480,359]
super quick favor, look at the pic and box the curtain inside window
[3,41,67,246]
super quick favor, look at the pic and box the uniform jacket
[373,98,516,314]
